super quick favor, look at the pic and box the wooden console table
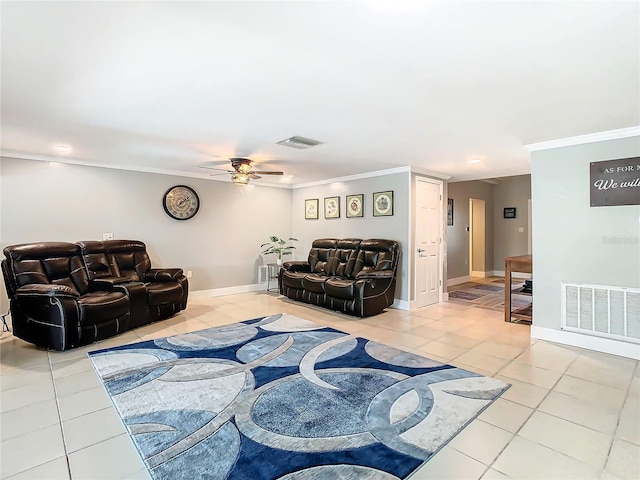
[504,254,532,323]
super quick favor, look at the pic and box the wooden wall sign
[590,156,640,207]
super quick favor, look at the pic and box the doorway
[415,177,443,308]
[469,198,486,278]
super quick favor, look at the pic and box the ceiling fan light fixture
[231,172,250,185]
[276,136,322,149]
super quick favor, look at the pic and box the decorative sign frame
[590,157,640,207]
[503,207,517,219]
[447,198,454,226]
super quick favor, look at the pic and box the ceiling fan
[199,158,284,185]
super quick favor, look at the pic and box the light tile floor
[1,291,638,479]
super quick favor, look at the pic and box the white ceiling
[1,1,638,186]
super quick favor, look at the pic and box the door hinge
[440,280,442,286]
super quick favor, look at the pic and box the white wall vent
[258,265,269,284]
[562,282,640,344]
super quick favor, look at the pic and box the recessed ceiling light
[469,158,482,164]
[281,176,293,182]
[53,144,72,154]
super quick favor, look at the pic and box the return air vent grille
[562,282,640,344]
[258,265,269,284]
[276,136,323,149]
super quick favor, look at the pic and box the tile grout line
[47,350,74,480]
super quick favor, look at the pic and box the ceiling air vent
[276,136,323,149]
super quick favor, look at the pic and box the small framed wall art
[324,196,340,219]
[447,198,454,226]
[305,198,319,220]
[503,207,517,219]
[346,194,364,218]
[373,191,393,217]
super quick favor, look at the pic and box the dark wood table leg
[505,259,512,322]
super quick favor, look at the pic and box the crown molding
[410,166,451,180]
[0,151,293,189]
[292,166,411,189]
[524,126,640,152]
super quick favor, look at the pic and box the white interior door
[415,177,442,308]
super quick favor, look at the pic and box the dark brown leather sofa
[279,238,400,317]
[1,240,188,351]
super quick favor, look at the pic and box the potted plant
[261,236,298,266]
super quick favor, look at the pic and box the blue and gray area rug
[88,313,509,480]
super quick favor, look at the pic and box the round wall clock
[163,185,200,220]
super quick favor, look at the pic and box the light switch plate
[518,227,524,233]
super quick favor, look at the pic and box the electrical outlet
[102,232,114,240]
[186,270,193,278]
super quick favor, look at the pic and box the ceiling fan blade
[251,170,284,175]
[248,174,262,179]
[203,167,235,173]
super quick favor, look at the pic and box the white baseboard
[493,270,532,280]
[447,275,470,287]
[391,299,410,311]
[190,283,265,299]
[531,326,640,360]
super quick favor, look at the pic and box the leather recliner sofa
[1,240,188,351]
[279,238,400,317]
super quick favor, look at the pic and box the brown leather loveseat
[279,238,400,317]
[2,240,188,351]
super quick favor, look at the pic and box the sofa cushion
[331,238,361,277]
[308,238,337,274]
[351,239,396,276]
[281,271,307,289]
[78,291,129,325]
[325,277,357,300]
[301,273,329,294]
[146,282,183,306]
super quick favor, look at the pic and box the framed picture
[305,198,319,220]
[447,198,454,226]
[373,191,393,217]
[324,196,340,219]
[346,194,364,218]
[504,207,517,219]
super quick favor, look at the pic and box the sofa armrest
[355,270,394,280]
[13,284,82,350]
[144,268,184,282]
[15,283,79,298]
[282,261,311,273]
[91,277,132,290]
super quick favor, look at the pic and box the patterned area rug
[448,279,532,313]
[88,314,509,480]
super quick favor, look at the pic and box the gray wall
[1,157,293,310]
[446,181,494,279]
[292,172,410,301]
[531,136,640,330]
[492,175,531,270]
[446,175,532,279]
